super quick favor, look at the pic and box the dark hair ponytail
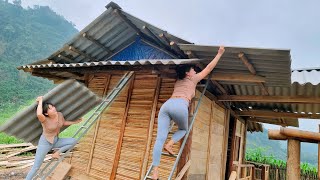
[176,65,196,79]
[42,102,54,117]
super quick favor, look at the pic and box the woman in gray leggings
[151,46,225,179]
[26,96,82,180]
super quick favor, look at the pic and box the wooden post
[275,169,279,180]
[287,139,300,180]
[140,77,161,180]
[110,75,135,180]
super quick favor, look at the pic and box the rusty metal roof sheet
[0,80,101,145]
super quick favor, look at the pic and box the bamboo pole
[287,139,300,180]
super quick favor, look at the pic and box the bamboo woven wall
[65,72,234,180]
[188,92,229,180]
[188,91,211,180]
[66,73,182,179]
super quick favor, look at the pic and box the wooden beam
[68,46,97,62]
[218,95,320,104]
[140,76,161,179]
[211,73,266,83]
[170,41,187,58]
[82,33,111,53]
[58,54,73,63]
[142,26,166,48]
[238,52,256,74]
[86,75,111,173]
[186,50,197,59]
[110,75,135,180]
[236,110,320,119]
[281,127,320,141]
[159,33,170,45]
[238,52,269,95]
[113,9,141,35]
[211,80,228,94]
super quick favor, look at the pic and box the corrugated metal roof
[18,59,202,70]
[27,2,190,65]
[291,68,320,85]
[177,44,292,87]
[0,80,101,145]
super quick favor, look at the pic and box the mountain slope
[0,1,78,125]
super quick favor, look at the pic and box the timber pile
[0,143,50,169]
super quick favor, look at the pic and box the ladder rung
[161,152,178,157]
[192,98,200,101]
[80,126,88,129]
[145,176,153,179]
[168,131,174,135]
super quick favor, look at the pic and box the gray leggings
[26,134,76,180]
[152,98,189,166]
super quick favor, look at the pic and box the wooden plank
[110,75,135,180]
[86,75,110,173]
[236,110,320,119]
[175,160,191,180]
[211,73,266,83]
[140,76,161,179]
[48,162,72,180]
[6,145,36,158]
[0,143,32,149]
[218,95,320,104]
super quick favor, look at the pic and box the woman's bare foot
[164,139,175,155]
[51,151,60,159]
[151,167,159,180]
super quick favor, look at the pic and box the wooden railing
[234,163,255,180]
[231,162,270,180]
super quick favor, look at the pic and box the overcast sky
[18,0,320,131]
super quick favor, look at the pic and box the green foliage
[0,0,78,142]
[246,147,318,176]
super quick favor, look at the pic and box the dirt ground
[0,166,30,180]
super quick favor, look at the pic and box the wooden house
[16,2,320,180]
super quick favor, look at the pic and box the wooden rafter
[113,9,142,35]
[68,46,97,62]
[238,52,269,95]
[211,73,266,83]
[82,33,111,53]
[236,110,320,119]
[142,25,166,48]
[159,33,171,45]
[58,54,73,63]
[218,95,320,104]
[186,50,197,59]
[170,41,187,58]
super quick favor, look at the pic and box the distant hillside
[247,128,318,166]
[0,0,77,124]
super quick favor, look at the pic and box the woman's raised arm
[195,46,225,81]
[36,96,46,123]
